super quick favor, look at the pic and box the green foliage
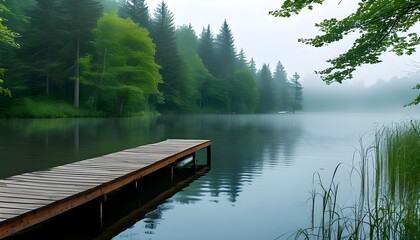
[2,96,101,118]
[84,12,162,115]
[199,25,216,75]
[0,2,19,48]
[270,0,420,105]
[0,2,19,97]
[215,20,237,78]
[176,25,208,111]
[230,68,259,113]
[61,0,103,108]
[150,1,183,112]
[18,0,64,96]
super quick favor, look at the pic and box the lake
[0,112,417,239]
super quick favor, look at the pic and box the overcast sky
[146,0,420,86]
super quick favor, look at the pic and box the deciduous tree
[83,13,162,115]
[0,3,19,97]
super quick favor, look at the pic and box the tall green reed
[290,120,419,240]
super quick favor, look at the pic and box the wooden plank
[10,175,109,185]
[0,186,76,196]
[0,196,53,206]
[1,179,93,190]
[0,192,64,201]
[0,202,44,210]
[0,207,30,215]
[0,213,18,219]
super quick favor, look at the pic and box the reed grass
[290,120,419,240]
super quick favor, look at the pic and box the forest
[0,0,303,117]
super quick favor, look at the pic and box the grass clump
[1,96,105,118]
[290,120,419,240]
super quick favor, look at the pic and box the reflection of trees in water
[156,114,303,203]
[142,200,175,233]
[0,117,159,178]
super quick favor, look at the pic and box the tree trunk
[91,48,107,109]
[74,39,80,108]
[46,73,49,95]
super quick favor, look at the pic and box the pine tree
[289,72,303,113]
[61,0,103,108]
[257,64,275,113]
[176,25,209,111]
[198,25,216,75]
[150,1,182,112]
[237,48,247,70]
[118,0,150,30]
[214,20,237,78]
[273,61,289,111]
[248,58,257,77]
[18,0,64,96]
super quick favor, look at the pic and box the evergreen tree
[237,48,247,70]
[248,58,257,77]
[118,0,150,29]
[198,25,216,75]
[150,1,182,112]
[289,72,303,113]
[61,0,103,108]
[257,64,275,113]
[176,25,209,111]
[273,61,289,111]
[214,20,237,78]
[0,0,35,98]
[18,0,64,96]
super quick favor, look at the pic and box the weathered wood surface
[0,139,211,239]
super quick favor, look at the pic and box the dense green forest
[0,0,303,117]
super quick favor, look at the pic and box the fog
[301,73,420,112]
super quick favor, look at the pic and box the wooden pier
[0,139,211,239]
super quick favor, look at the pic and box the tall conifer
[273,61,289,111]
[118,0,150,29]
[150,1,182,112]
[61,0,103,108]
[215,20,236,78]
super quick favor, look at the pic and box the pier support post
[99,201,103,229]
[207,145,212,168]
[170,165,174,183]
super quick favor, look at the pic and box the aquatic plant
[288,120,419,239]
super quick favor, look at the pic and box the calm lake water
[0,112,418,239]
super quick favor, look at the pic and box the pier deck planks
[0,139,211,239]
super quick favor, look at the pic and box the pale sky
[146,0,420,86]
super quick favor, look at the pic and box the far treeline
[0,0,303,117]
